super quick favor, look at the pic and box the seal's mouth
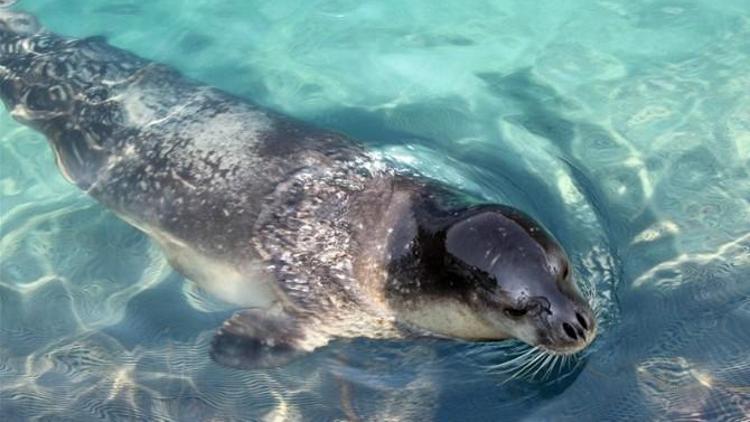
[482,295,599,356]
[485,303,598,356]
[486,320,598,382]
[539,329,597,356]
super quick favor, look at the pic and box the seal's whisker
[493,347,538,375]
[491,345,536,370]
[530,353,554,379]
[506,342,532,353]
[501,349,539,381]
[496,344,591,383]
[510,348,547,381]
[525,351,551,379]
[549,354,561,378]
[544,354,561,379]
[572,352,588,372]
[542,352,560,380]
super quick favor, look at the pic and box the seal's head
[387,201,597,355]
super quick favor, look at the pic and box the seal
[0,11,597,369]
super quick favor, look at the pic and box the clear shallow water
[0,0,749,420]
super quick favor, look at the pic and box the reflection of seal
[0,12,596,368]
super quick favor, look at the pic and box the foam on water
[1,0,749,420]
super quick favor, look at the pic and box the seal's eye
[504,307,527,318]
[561,264,569,280]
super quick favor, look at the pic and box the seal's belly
[158,235,278,309]
[120,213,279,308]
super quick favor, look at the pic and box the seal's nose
[544,295,596,351]
[560,310,593,341]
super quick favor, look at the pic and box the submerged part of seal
[0,11,596,368]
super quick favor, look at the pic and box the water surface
[1,0,749,420]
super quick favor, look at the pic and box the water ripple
[1,0,749,420]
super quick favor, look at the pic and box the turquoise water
[1,0,749,420]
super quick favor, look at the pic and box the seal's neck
[380,182,508,340]
[385,181,469,293]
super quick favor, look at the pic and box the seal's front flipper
[210,309,308,369]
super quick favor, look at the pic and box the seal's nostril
[576,312,588,330]
[562,322,577,340]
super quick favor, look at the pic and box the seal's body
[0,12,596,368]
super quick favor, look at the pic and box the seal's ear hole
[504,307,527,318]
